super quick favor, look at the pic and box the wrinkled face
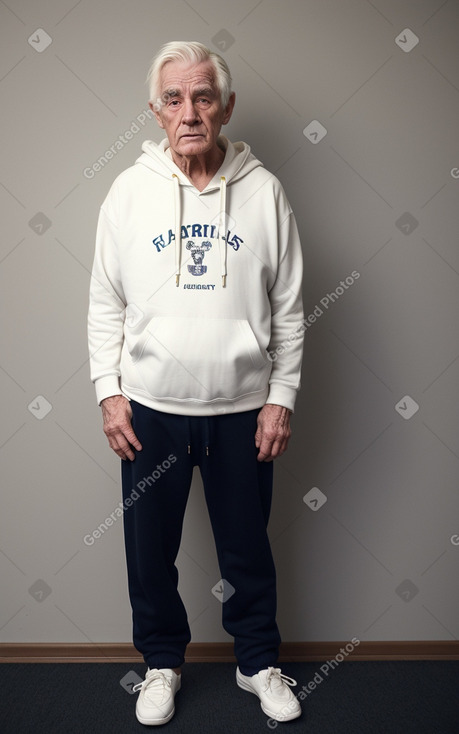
[151,59,235,159]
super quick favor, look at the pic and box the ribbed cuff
[94,375,123,405]
[265,384,297,413]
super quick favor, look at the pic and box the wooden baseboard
[1,641,458,663]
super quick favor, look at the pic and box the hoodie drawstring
[172,174,181,286]
[172,174,227,288]
[219,176,227,288]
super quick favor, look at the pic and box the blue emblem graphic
[186,240,212,276]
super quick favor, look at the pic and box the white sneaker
[236,666,301,722]
[133,668,181,725]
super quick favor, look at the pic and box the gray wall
[1,0,458,648]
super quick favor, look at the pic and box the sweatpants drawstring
[186,415,212,456]
[186,416,191,455]
[185,415,212,457]
[204,416,211,456]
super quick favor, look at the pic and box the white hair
[147,41,232,109]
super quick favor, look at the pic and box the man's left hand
[255,404,292,462]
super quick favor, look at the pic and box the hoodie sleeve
[87,187,127,405]
[266,198,304,412]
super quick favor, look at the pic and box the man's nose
[181,97,199,125]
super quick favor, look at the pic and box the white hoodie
[88,135,304,416]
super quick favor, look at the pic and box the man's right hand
[101,395,142,461]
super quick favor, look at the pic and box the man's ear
[222,92,236,126]
[149,100,165,129]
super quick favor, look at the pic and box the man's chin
[175,138,212,156]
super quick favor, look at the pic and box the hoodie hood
[135,135,262,188]
[134,136,264,287]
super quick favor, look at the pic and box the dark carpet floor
[0,661,458,733]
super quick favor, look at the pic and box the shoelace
[132,669,172,696]
[263,667,297,692]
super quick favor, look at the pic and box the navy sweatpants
[121,400,281,675]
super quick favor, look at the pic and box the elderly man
[88,41,304,726]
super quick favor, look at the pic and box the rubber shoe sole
[136,705,176,726]
[135,673,181,726]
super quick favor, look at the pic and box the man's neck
[170,145,225,192]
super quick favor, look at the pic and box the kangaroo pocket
[125,316,271,402]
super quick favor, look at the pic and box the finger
[275,432,290,456]
[258,432,290,461]
[109,432,136,461]
[276,436,291,458]
[108,439,128,461]
[267,440,283,461]
[116,409,142,451]
[119,439,136,461]
[124,426,142,452]
[121,445,136,461]
[269,439,284,460]
[256,436,274,462]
